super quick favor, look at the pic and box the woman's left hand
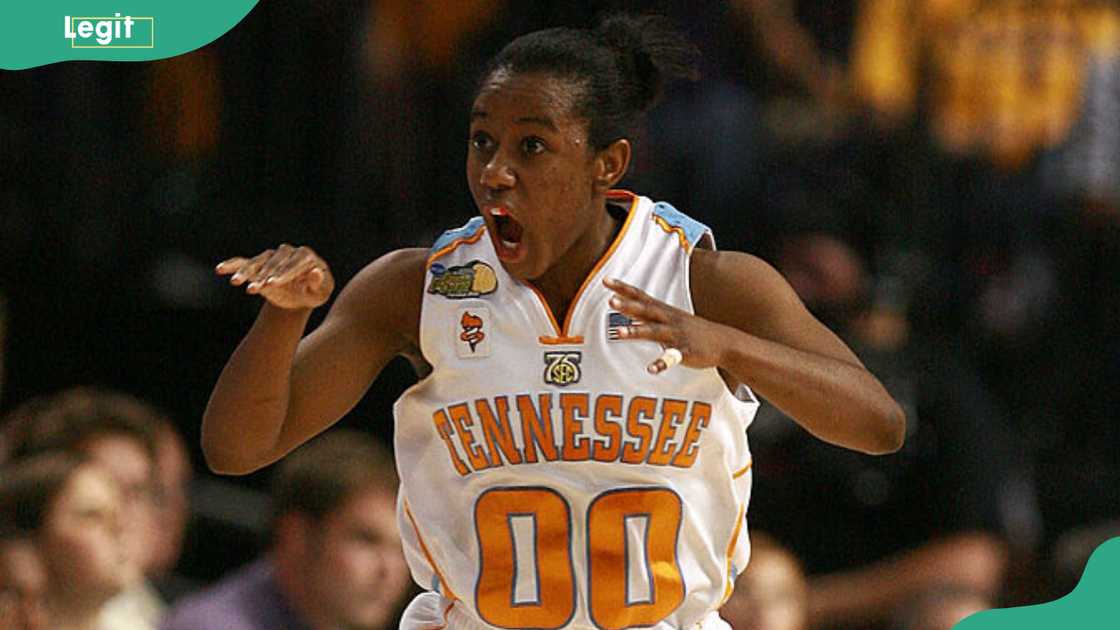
[604,277,733,374]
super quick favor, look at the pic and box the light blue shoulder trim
[650,201,712,250]
[428,216,486,257]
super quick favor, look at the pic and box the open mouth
[488,206,526,261]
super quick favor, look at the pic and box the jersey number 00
[474,486,685,629]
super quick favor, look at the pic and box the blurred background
[2,1,1119,629]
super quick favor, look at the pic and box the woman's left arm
[604,249,905,454]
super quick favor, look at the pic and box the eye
[470,131,494,153]
[521,137,546,155]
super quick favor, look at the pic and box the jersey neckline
[528,190,640,345]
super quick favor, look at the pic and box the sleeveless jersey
[393,191,759,629]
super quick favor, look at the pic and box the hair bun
[595,14,700,112]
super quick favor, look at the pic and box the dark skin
[203,71,904,474]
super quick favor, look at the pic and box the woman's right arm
[201,245,428,474]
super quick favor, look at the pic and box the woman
[204,14,904,629]
[0,452,130,630]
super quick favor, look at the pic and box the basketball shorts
[399,591,732,630]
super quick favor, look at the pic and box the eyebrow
[516,116,558,131]
[469,110,558,132]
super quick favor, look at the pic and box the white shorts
[399,592,731,630]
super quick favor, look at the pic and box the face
[722,549,807,630]
[38,465,129,607]
[82,434,158,579]
[467,70,620,281]
[0,539,50,630]
[148,428,192,576]
[303,489,411,630]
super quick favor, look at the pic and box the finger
[269,259,322,289]
[304,267,326,290]
[612,321,675,345]
[251,245,297,288]
[215,257,249,275]
[603,277,648,300]
[236,251,276,289]
[608,294,670,323]
[266,253,321,286]
[648,347,683,375]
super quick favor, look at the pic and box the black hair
[268,429,397,535]
[0,450,90,535]
[2,387,163,466]
[479,14,701,150]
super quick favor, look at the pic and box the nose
[479,151,515,192]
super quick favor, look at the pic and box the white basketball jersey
[393,191,759,629]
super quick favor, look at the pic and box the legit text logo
[64,14,154,48]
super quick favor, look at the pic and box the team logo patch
[543,351,581,386]
[456,307,491,358]
[606,311,640,341]
[428,261,497,299]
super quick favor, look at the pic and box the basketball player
[203,15,905,629]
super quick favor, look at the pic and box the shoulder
[689,248,802,327]
[428,216,487,262]
[339,248,428,300]
[328,248,428,348]
[160,562,271,630]
[647,198,714,252]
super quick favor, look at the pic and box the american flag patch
[606,311,637,340]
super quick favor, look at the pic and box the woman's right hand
[216,244,335,310]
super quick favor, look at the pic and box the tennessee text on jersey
[428,260,498,299]
[431,393,713,475]
[397,194,757,628]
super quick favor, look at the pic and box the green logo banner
[1,1,259,70]
[956,537,1120,629]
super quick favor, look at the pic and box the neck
[272,552,334,630]
[48,590,107,630]
[533,196,622,323]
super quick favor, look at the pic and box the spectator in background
[146,419,196,602]
[160,430,411,630]
[0,529,49,630]
[3,387,172,629]
[748,230,1035,629]
[721,532,808,630]
[0,451,130,630]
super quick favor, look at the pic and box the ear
[592,138,631,193]
[274,512,313,558]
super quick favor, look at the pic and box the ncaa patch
[543,351,581,386]
[428,260,498,299]
[456,307,491,358]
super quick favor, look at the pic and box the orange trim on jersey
[527,190,640,341]
[732,460,753,479]
[652,214,693,253]
[404,499,459,601]
[720,504,747,605]
[427,226,488,267]
[538,335,585,345]
[526,281,565,336]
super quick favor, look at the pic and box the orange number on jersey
[475,487,575,629]
[474,487,684,629]
[587,488,684,629]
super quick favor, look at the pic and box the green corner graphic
[956,537,1120,629]
[1,2,259,70]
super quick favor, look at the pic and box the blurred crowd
[2,1,1120,629]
